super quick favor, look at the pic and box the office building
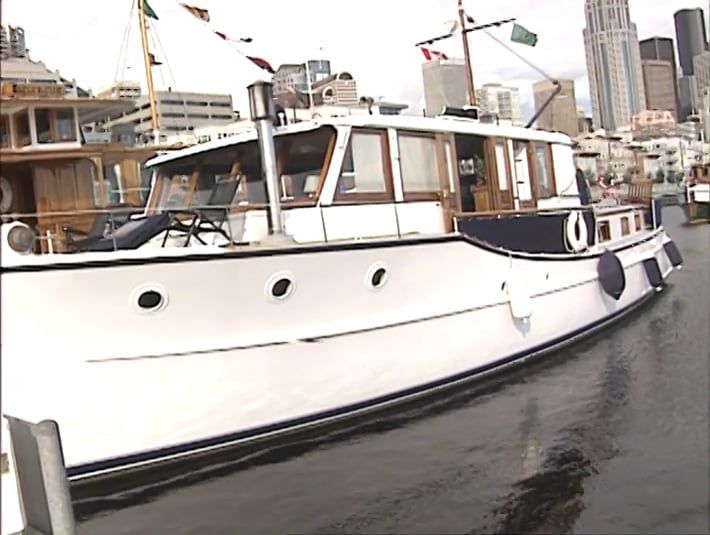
[641,60,677,117]
[674,8,708,76]
[98,82,236,136]
[583,0,647,130]
[477,83,522,124]
[639,36,680,117]
[421,58,468,117]
[532,79,578,136]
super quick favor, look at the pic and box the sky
[1,0,707,120]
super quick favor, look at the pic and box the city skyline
[0,0,703,120]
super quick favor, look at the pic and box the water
[75,207,709,535]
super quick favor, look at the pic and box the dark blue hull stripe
[66,289,657,479]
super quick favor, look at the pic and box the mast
[458,0,477,106]
[138,0,159,139]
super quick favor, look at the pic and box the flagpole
[138,0,159,139]
[458,0,477,106]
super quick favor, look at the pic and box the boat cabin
[144,113,607,251]
[0,81,167,252]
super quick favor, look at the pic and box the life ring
[565,211,588,252]
[0,176,12,213]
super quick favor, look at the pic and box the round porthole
[266,272,296,302]
[138,290,163,310]
[366,263,388,290]
[130,283,168,313]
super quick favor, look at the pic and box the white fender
[506,267,532,320]
[565,211,588,252]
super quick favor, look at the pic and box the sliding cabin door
[392,130,452,235]
[321,128,399,241]
[490,138,515,211]
[454,133,494,213]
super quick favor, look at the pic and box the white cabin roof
[146,114,573,168]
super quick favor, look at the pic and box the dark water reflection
[77,208,709,535]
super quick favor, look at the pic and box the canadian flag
[420,47,448,61]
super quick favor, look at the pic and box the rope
[113,0,137,85]
[148,19,195,133]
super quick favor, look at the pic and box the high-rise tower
[583,0,647,130]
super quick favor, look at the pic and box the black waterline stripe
[66,290,656,479]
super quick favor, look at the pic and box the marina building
[96,81,236,139]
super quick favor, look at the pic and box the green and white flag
[510,23,537,46]
[141,0,159,20]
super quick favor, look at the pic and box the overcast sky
[2,0,706,119]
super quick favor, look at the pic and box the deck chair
[86,212,173,252]
[63,212,111,252]
[179,178,241,246]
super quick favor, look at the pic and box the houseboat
[0,80,684,500]
[0,64,167,253]
[680,163,710,224]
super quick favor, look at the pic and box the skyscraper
[583,0,647,131]
[641,60,677,118]
[639,37,680,118]
[532,79,579,136]
[674,8,708,120]
[421,58,468,117]
[674,8,707,76]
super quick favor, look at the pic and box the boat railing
[1,202,241,254]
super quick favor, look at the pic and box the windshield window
[152,126,335,211]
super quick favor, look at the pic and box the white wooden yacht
[0,82,684,491]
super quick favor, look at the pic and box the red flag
[247,56,275,74]
[420,47,448,60]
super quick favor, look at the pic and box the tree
[654,168,665,183]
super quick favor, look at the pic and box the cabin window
[191,146,240,208]
[104,164,124,204]
[599,221,611,241]
[35,109,52,143]
[494,142,510,191]
[275,126,335,203]
[13,111,31,147]
[621,217,630,236]
[533,144,554,198]
[335,129,392,201]
[0,115,9,148]
[455,134,490,212]
[35,108,76,144]
[156,166,194,209]
[634,213,642,231]
[54,108,76,141]
[397,132,439,195]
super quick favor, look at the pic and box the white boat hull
[0,228,679,479]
